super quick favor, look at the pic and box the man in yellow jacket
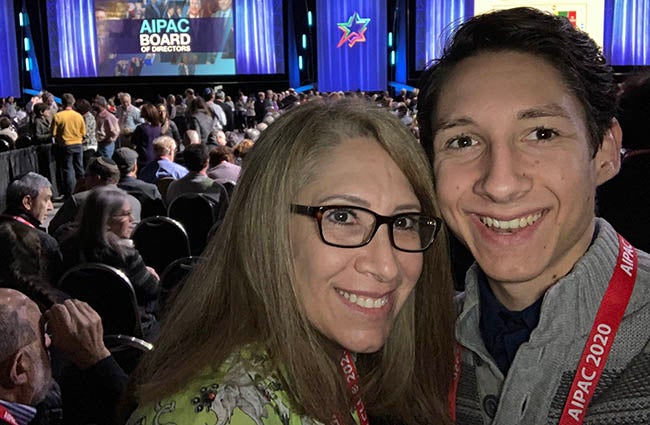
[51,93,85,199]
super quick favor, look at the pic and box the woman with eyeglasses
[126,99,456,424]
[59,186,160,340]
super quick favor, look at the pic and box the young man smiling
[419,7,650,425]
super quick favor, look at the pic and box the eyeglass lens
[320,207,436,250]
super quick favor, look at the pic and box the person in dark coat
[0,172,63,288]
[113,147,165,217]
[132,104,163,171]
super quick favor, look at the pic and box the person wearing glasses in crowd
[418,7,650,424]
[126,99,455,424]
[59,187,160,341]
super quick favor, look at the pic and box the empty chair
[58,263,153,375]
[221,180,236,198]
[131,216,191,273]
[58,263,143,338]
[158,256,205,312]
[14,135,33,149]
[167,193,224,255]
[0,135,12,152]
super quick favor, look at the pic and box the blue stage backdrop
[605,0,650,65]
[414,0,472,71]
[0,0,21,97]
[47,0,284,78]
[317,0,387,92]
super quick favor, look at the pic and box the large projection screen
[46,0,285,78]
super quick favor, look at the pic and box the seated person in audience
[0,116,18,145]
[113,147,165,217]
[233,138,254,166]
[137,136,188,184]
[0,289,127,425]
[173,129,201,167]
[166,144,228,205]
[0,221,68,309]
[214,129,227,147]
[49,157,142,239]
[0,172,63,284]
[59,186,160,340]
[126,100,455,424]
[207,145,241,184]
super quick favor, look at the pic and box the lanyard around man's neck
[450,234,638,424]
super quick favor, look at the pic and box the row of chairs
[136,192,224,264]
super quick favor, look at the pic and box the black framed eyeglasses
[291,204,441,252]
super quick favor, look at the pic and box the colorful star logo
[337,12,371,48]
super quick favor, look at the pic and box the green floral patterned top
[127,348,360,425]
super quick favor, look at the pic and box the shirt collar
[0,399,37,425]
[478,272,543,332]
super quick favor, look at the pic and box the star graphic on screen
[337,12,371,48]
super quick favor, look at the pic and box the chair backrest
[221,180,236,198]
[156,177,175,203]
[58,263,142,338]
[167,193,222,255]
[0,135,11,152]
[131,216,191,274]
[124,189,166,219]
[14,135,33,149]
[160,256,205,290]
[158,256,205,312]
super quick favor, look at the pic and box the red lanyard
[1,215,35,229]
[449,234,638,424]
[558,234,637,424]
[0,405,19,425]
[332,350,370,425]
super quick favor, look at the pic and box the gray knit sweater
[455,219,650,424]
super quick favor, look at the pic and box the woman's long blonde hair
[134,99,455,424]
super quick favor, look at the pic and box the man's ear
[21,195,33,212]
[7,349,30,387]
[595,118,623,186]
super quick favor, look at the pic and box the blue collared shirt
[138,158,188,184]
[478,273,543,375]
